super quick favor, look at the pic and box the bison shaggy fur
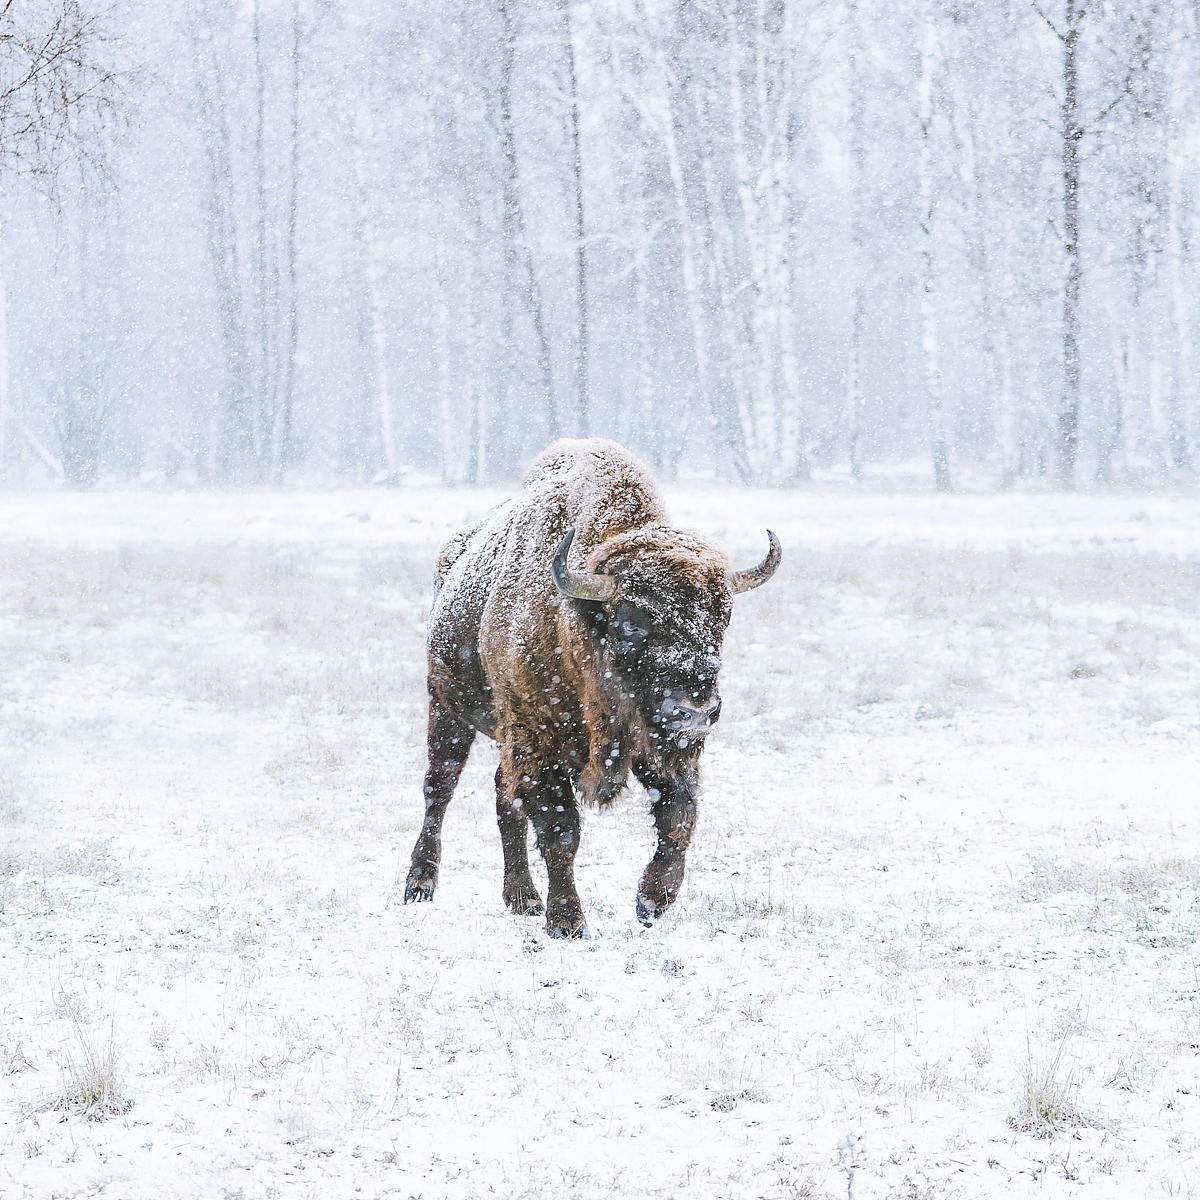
[403,438,779,937]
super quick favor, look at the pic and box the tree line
[1,0,1197,489]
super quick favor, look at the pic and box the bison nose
[668,696,722,730]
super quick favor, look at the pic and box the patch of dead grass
[1010,1046,1087,1139]
[58,1026,130,1122]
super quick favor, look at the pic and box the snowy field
[2,484,1199,1199]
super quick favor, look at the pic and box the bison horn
[552,528,617,603]
[728,530,782,594]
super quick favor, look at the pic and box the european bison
[403,438,781,937]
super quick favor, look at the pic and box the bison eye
[606,602,651,659]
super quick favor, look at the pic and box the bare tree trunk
[273,0,301,483]
[997,326,1017,487]
[774,0,808,482]
[0,226,9,476]
[628,134,658,466]
[1098,309,1129,483]
[1057,0,1083,489]
[468,220,490,486]
[691,121,754,481]
[251,0,272,478]
[721,0,808,483]
[632,1,716,473]
[846,0,866,480]
[563,1,590,435]
[498,0,558,451]
[1164,7,1193,473]
[190,0,254,480]
[1116,7,1166,482]
[433,237,458,483]
[1165,150,1194,473]
[462,154,491,486]
[958,74,1016,487]
[726,2,772,480]
[349,105,394,477]
[55,191,111,487]
[497,1,521,461]
[919,18,951,492]
[689,114,751,480]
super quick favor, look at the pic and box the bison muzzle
[403,438,781,937]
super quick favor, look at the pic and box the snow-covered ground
[1,485,1198,1199]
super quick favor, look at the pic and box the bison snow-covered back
[403,439,781,937]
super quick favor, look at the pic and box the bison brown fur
[403,438,780,937]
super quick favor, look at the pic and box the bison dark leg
[520,767,587,939]
[495,764,543,916]
[633,760,698,927]
[403,699,476,904]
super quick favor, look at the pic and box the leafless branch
[0,0,123,186]
[1031,1,1064,42]
[1088,74,1134,130]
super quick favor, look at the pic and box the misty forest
[3,0,1200,491]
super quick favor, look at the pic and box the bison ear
[552,528,618,603]
[728,530,782,594]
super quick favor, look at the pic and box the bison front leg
[519,765,587,939]
[495,765,543,916]
[633,761,698,927]
[404,699,476,904]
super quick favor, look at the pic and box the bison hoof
[635,893,671,927]
[403,875,436,904]
[504,883,545,917]
[546,920,590,940]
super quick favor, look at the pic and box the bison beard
[403,438,780,938]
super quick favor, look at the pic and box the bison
[403,438,780,937]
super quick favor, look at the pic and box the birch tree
[917,14,951,492]
[1034,0,1141,487]
[629,0,715,476]
[563,0,591,435]
[845,0,868,479]
[189,0,253,478]
[497,0,558,454]
[0,224,9,473]
[1162,4,1196,472]
[0,0,120,478]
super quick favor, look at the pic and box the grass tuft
[59,1027,130,1121]
[1010,1047,1085,1138]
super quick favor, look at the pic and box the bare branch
[1031,1,1064,42]
[0,0,123,186]
[1087,72,1134,130]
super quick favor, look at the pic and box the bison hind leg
[404,699,476,905]
[526,769,589,939]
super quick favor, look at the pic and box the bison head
[552,526,781,751]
